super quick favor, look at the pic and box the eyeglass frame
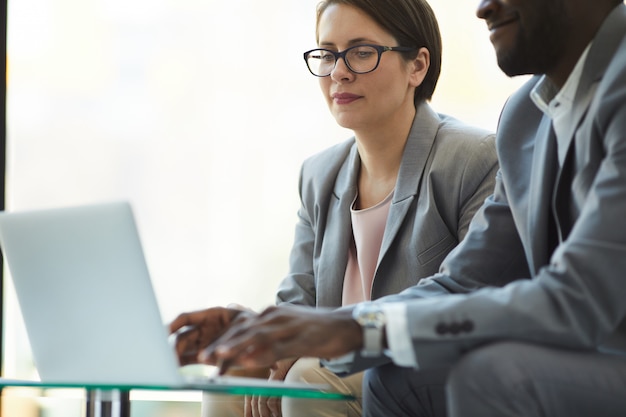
[303,44,418,77]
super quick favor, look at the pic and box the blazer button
[461,320,474,333]
[449,323,462,335]
[435,323,448,335]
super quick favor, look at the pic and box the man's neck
[546,2,618,88]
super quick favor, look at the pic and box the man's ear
[409,47,430,88]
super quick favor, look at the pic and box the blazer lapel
[378,103,440,268]
[316,144,359,307]
[527,116,559,273]
[552,5,626,241]
[556,8,626,164]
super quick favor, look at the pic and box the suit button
[461,320,474,333]
[449,323,462,334]
[435,323,448,335]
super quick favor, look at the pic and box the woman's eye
[350,48,376,60]
[320,52,335,62]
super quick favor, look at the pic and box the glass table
[0,377,354,417]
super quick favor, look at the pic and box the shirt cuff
[320,351,355,374]
[381,302,418,367]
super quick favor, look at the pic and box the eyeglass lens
[306,45,380,76]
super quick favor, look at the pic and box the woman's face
[316,3,427,132]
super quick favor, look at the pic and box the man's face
[477,0,570,76]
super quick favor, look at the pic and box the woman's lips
[332,92,362,105]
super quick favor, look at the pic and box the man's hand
[168,306,252,366]
[200,305,362,373]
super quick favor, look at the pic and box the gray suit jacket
[372,4,626,368]
[276,102,498,308]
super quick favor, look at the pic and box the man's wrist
[352,303,386,357]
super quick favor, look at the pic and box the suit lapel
[552,4,626,242]
[562,5,626,152]
[319,104,438,304]
[378,103,440,268]
[316,144,359,307]
[527,116,559,273]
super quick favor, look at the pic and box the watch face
[353,305,386,357]
[354,305,385,327]
[363,310,384,323]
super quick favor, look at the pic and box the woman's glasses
[303,44,417,77]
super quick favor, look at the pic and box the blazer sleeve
[275,140,354,307]
[274,168,318,306]
[369,45,626,368]
[345,170,532,371]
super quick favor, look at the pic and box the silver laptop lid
[0,202,183,385]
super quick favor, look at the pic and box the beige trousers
[201,357,363,417]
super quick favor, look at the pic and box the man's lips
[332,92,362,105]
[486,14,519,44]
[487,15,518,32]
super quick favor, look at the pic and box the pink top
[341,191,394,305]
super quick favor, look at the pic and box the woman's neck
[353,105,416,209]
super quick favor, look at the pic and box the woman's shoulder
[414,102,494,154]
[431,114,496,160]
[297,137,357,203]
[301,137,356,173]
[436,114,495,145]
[426,114,499,178]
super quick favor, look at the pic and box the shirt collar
[530,43,592,117]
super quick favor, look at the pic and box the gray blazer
[373,4,626,368]
[276,102,498,308]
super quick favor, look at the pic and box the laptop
[0,201,330,395]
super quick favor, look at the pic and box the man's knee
[362,365,402,416]
[447,342,541,416]
[363,363,448,417]
[362,362,393,396]
[449,341,537,392]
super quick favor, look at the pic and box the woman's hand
[245,358,299,417]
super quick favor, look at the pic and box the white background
[4,0,528,381]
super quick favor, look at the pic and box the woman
[200,0,498,416]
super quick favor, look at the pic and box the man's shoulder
[600,33,626,88]
[504,76,542,111]
[498,76,544,131]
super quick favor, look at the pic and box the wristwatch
[352,303,386,357]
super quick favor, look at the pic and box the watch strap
[361,324,383,357]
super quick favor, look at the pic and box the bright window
[3,0,527,415]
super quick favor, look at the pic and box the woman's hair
[315,0,442,103]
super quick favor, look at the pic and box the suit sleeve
[377,54,626,368]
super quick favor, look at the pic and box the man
[171,0,626,415]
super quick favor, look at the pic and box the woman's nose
[330,57,354,82]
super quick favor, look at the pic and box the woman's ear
[409,47,430,88]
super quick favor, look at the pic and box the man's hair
[315,0,442,103]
